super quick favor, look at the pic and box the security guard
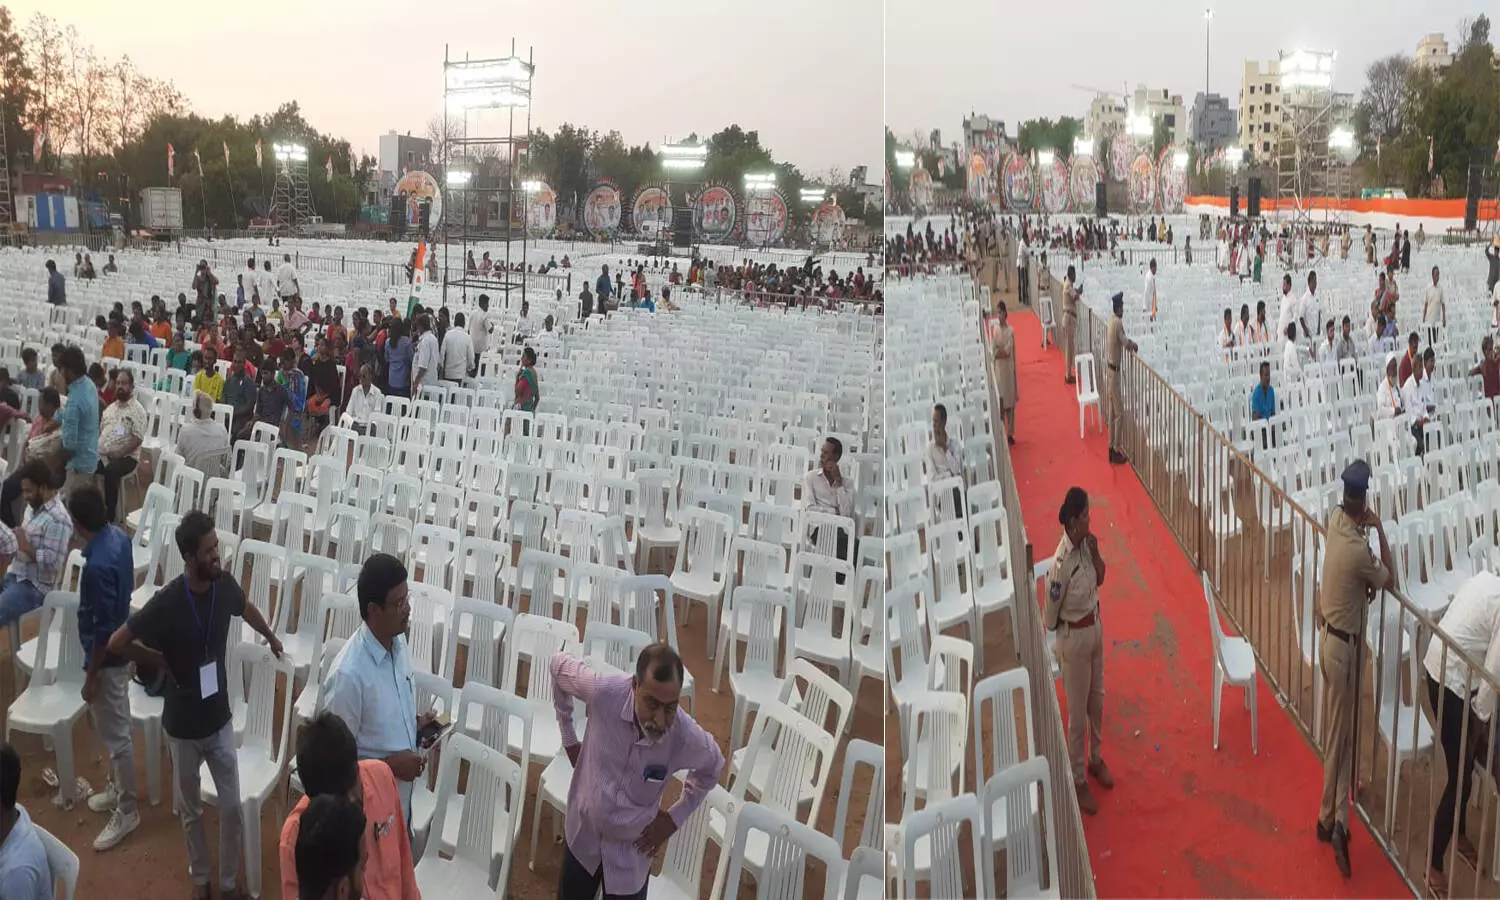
[1044,486,1112,815]
[1060,265,1080,385]
[1316,459,1397,877]
[1105,292,1138,466]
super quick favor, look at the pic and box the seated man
[0,460,72,629]
[0,743,51,899]
[176,392,231,477]
[1403,347,1437,456]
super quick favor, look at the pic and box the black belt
[1066,610,1098,629]
[1107,363,1119,371]
[1325,624,1356,643]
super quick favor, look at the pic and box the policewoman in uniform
[1105,292,1138,466]
[1045,486,1112,815]
[1316,460,1396,877]
[1060,265,1080,385]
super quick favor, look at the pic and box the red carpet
[1004,309,1410,898]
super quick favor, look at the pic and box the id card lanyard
[185,576,219,699]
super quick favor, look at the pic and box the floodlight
[1074,138,1094,157]
[662,158,705,171]
[521,180,544,192]
[273,143,308,163]
[444,56,533,90]
[894,150,916,169]
[1127,114,1154,137]
[1328,128,1354,150]
[1225,146,1244,168]
[800,188,826,205]
[660,143,708,160]
[1281,48,1335,90]
[1173,151,1189,169]
[1204,7,1213,19]
[1036,150,1055,167]
[445,85,530,110]
[743,173,776,191]
[446,170,472,187]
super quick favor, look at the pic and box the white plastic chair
[415,733,525,896]
[35,823,79,900]
[647,778,738,900]
[727,587,795,750]
[1203,572,1258,753]
[6,592,87,806]
[969,507,1017,671]
[831,738,885,858]
[981,757,1061,897]
[669,507,735,656]
[1075,352,1102,437]
[716,801,848,900]
[897,792,991,900]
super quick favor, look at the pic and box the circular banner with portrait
[393,170,443,230]
[1156,145,1187,213]
[583,181,622,235]
[967,152,990,203]
[526,181,557,236]
[909,166,934,210]
[631,185,671,238]
[1001,153,1035,211]
[1038,156,1070,215]
[1070,155,1100,211]
[745,190,789,247]
[1128,154,1157,211]
[1110,136,1137,183]
[693,184,739,242]
[809,200,847,244]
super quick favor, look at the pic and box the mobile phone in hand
[417,713,453,750]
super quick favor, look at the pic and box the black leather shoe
[1108,449,1128,465]
[1315,820,1333,843]
[1331,823,1351,877]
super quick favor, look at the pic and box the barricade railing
[977,277,1096,898]
[1071,299,1500,896]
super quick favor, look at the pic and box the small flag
[255,139,263,168]
[194,148,203,177]
[1428,136,1434,174]
[326,155,334,180]
[167,143,175,177]
[223,140,230,167]
[1376,135,1382,163]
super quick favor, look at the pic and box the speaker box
[1095,181,1107,218]
[672,208,694,248]
[1466,165,1483,231]
[390,195,406,233]
[1248,178,1262,219]
[1229,186,1240,218]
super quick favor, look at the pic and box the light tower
[268,142,315,234]
[1274,48,1343,265]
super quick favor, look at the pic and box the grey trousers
[88,665,138,817]
[169,722,242,890]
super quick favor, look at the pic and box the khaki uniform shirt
[1044,533,1098,629]
[1106,317,1125,369]
[1318,507,1389,634]
[1062,278,1078,320]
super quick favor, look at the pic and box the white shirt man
[1282,335,1302,377]
[926,437,963,482]
[0,799,51,900]
[175,392,231,476]
[1276,284,1299,338]
[802,467,854,519]
[439,325,473,382]
[1143,269,1157,317]
[468,304,490,356]
[1402,366,1436,427]
[1375,361,1405,421]
[255,267,278,305]
[514,311,537,341]
[1422,281,1446,329]
[1217,323,1236,361]
[1299,288,1321,342]
[275,258,299,298]
[535,326,561,353]
[411,326,441,394]
[1425,572,1500,721]
[344,381,383,428]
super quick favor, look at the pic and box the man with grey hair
[175,392,230,477]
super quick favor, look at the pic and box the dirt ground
[0,494,884,900]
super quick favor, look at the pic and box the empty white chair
[647,778,738,900]
[1203,573,1258,754]
[981,757,1061,897]
[35,823,80,900]
[717,801,848,900]
[415,733,526,896]
[6,592,87,806]
[669,507,735,656]
[1075,352,1101,437]
[898,791,991,899]
[727,587,795,750]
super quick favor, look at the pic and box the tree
[1395,15,1499,196]
[1017,116,1083,156]
[0,8,36,173]
[1354,54,1412,159]
[528,123,592,213]
[423,114,460,173]
[22,12,65,168]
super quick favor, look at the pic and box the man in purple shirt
[550,644,723,900]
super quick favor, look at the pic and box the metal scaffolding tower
[0,113,11,230]
[441,42,534,311]
[268,142,317,234]
[1272,49,1351,268]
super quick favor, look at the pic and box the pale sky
[885,0,1482,145]
[24,0,883,178]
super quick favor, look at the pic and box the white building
[374,130,433,203]
[1415,33,1453,72]
[1122,85,1186,146]
[1238,51,1352,163]
[1085,94,1125,140]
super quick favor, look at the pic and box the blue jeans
[0,574,45,628]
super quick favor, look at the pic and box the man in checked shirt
[550,644,723,900]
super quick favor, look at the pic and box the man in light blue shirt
[56,346,99,497]
[0,743,53,899]
[322,554,434,827]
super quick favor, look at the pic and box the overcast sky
[885,0,1481,145]
[20,0,883,178]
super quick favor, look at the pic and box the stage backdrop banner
[393,171,443,229]
[967,152,991,204]
[1110,136,1137,183]
[909,166,935,210]
[631,184,671,238]
[1128,153,1156,211]
[1001,153,1035,212]
[694,184,739,241]
[583,181,622,236]
[810,200,847,244]
[1071,155,1100,211]
[1157,145,1187,213]
[1039,155,1070,214]
[527,181,557,235]
[746,190,789,247]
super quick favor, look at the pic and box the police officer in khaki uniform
[1316,459,1396,877]
[1044,486,1112,815]
[1105,292,1138,466]
[1060,265,1080,385]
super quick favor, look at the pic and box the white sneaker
[93,809,139,851]
[87,782,120,813]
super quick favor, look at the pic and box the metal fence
[1071,300,1500,897]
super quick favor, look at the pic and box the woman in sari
[514,346,539,413]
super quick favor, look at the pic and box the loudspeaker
[390,194,406,234]
[1466,165,1483,231]
[418,199,431,239]
[1095,181,1107,218]
[672,208,694,248]
[1248,178,1262,219]
[1229,186,1240,218]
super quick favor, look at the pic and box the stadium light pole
[1204,9,1213,102]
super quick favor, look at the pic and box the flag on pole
[1428,136,1434,173]
[326,155,334,180]
[223,140,230,167]
[255,139,263,168]
[167,143,175,177]
[1376,135,1382,163]
[194,148,203,177]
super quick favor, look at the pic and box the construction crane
[1069,82,1129,104]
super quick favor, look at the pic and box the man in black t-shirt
[108,511,282,900]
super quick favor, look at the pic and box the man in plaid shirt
[0,460,72,628]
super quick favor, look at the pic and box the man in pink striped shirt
[550,644,723,900]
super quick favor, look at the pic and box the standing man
[467,294,490,377]
[0,460,72,632]
[323,553,436,829]
[1299,271,1321,342]
[108,511,283,900]
[1486,236,1500,296]
[68,486,140,851]
[1044,486,1111,815]
[1016,233,1030,306]
[96,370,147,524]
[1143,258,1158,322]
[45,259,66,306]
[408,314,440,399]
[1105,293,1138,466]
[992,302,1018,445]
[439,312,473,384]
[277,253,301,303]
[1316,460,1396,878]
[1059,266,1079,384]
[550,644,725,900]
[596,264,614,313]
[57,346,100,498]
[1422,265,1446,347]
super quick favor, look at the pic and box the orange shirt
[278,760,420,900]
[101,336,125,360]
[150,321,173,343]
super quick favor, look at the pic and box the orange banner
[1185,194,1499,219]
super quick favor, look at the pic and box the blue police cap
[1111,291,1124,305]
[1341,459,1371,494]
